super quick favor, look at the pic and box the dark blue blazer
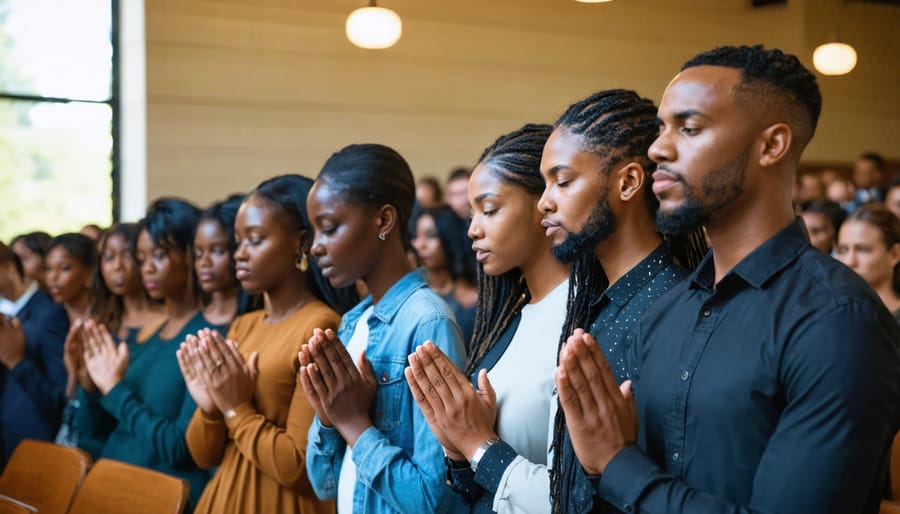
[0,290,69,467]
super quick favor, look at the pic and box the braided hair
[548,90,707,513]
[465,123,553,374]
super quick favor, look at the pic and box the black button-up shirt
[594,219,900,514]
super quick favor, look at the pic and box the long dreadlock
[549,90,707,513]
[465,123,554,374]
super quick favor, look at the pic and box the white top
[490,279,568,514]
[337,305,374,514]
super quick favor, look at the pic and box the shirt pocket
[369,357,407,432]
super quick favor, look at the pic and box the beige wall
[145,0,900,207]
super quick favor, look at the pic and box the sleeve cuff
[8,355,36,382]
[446,457,481,502]
[310,415,347,456]
[223,401,255,431]
[99,381,133,419]
[350,425,387,480]
[595,445,660,512]
[473,439,519,493]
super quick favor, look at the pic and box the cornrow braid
[465,123,553,374]
[548,89,706,513]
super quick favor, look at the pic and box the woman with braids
[412,204,478,344]
[405,123,569,513]
[299,143,466,514]
[836,204,900,321]
[179,175,356,514]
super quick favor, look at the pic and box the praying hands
[404,341,497,463]
[176,328,258,418]
[298,328,376,447]
[555,328,637,475]
[82,320,129,395]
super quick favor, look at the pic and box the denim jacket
[306,269,468,513]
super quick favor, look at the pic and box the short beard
[552,196,616,264]
[656,147,750,235]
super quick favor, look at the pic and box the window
[0,0,117,242]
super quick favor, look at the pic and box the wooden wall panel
[145,0,899,207]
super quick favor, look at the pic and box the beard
[656,147,750,235]
[551,194,617,264]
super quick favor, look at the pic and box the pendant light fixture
[346,0,402,50]
[812,0,857,76]
[813,42,857,76]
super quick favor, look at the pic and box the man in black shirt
[556,45,900,514]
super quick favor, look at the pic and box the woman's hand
[193,329,258,414]
[82,320,129,395]
[302,328,376,446]
[62,320,96,396]
[176,333,219,417]
[405,341,498,461]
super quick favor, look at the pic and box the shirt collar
[8,281,40,317]
[690,218,809,291]
[602,244,675,308]
[369,268,429,323]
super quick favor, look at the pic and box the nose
[648,129,673,165]
[198,250,211,268]
[234,242,248,262]
[141,258,155,277]
[310,235,326,258]
[537,187,555,214]
[467,216,483,240]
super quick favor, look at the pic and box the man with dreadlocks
[557,45,900,514]
[539,88,706,514]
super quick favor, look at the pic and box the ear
[296,228,310,255]
[758,123,792,168]
[890,243,900,268]
[613,161,646,202]
[376,204,399,238]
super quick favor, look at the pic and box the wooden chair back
[66,459,188,514]
[0,439,91,514]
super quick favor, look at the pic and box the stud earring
[378,232,387,241]
[296,253,309,272]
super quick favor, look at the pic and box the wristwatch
[469,437,500,473]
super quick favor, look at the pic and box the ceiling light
[346,1,402,50]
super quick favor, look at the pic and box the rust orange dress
[186,301,340,514]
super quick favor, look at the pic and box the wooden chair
[0,439,91,514]
[0,495,36,514]
[881,431,900,514]
[66,459,188,514]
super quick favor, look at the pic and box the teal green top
[74,312,226,508]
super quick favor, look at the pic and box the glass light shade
[813,42,857,76]
[346,6,402,49]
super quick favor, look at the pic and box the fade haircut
[683,45,822,149]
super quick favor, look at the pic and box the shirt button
[672,452,680,461]
[702,309,711,317]
[623,505,633,513]
[680,370,690,381]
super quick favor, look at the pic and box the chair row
[0,440,187,514]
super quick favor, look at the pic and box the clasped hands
[0,315,26,370]
[298,328,377,447]
[176,328,258,419]
[404,329,639,475]
[79,320,129,395]
[404,341,498,463]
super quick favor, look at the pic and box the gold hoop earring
[296,253,309,272]
[378,232,387,241]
